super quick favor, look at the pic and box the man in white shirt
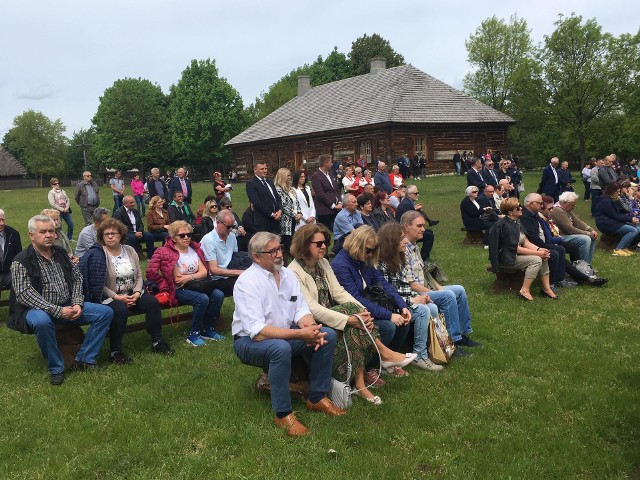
[232,232,346,437]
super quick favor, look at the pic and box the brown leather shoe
[273,413,310,437]
[306,397,347,417]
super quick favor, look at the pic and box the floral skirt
[330,302,379,383]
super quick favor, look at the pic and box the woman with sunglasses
[289,224,417,404]
[147,221,225,346]
[460,186,495,246]
[331,226,416,377]
[200,199,219,235]
[80,218,173,361]
[487,197,556,300]
[146,196,170,244]
[47,177,74,240]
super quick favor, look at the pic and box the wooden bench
[597,233,620,250]
[463,230,485,246]
[487,266,525,292]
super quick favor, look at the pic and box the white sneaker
[414,358,444,372]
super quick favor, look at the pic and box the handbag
[183,278,217,293]
[361,283,397,313]
[428,313,456,365]
[328,314,381,409]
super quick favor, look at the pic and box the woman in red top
[388,165,404,191]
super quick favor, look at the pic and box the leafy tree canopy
[169,59,247,175]
[349,33,405,76]
[2,110,67,186]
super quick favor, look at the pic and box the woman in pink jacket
[131,174,146,215]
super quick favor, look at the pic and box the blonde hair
[149,195,164,208]
[168,220,193,238]
[343,225,379,266]
[274,168,291,192]
[41,208,60,220]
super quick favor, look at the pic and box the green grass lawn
[1,174,640,479]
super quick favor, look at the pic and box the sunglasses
[221,222,234,230]
[365,246,378,255]
[176,232,193,239]
[310,240,327,248]
[52,182,59,185]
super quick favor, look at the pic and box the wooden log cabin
[226,58,516,177]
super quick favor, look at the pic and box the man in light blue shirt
[332,194,363,253]
[200,210,246,296]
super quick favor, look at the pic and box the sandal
[352,389,383,405]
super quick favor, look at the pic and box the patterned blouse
[276,186,301,236]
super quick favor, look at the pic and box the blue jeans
[125,231,157,259]
[175,287,224,333]
[25,302,113,374]
[590,189,602,216]
[426,285,472,342]
[134,195,145,215]
[59,211,74,240]
[562,234,595,263]
[613,224,640,250]
[233,327,336,414]
[410,303,436,361]
[113,195,124,214]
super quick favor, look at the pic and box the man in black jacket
[0,209,22,288]
[147,167,169,203]
[246,161,282,234]
[113,196,156,259]
[520,193,570,289]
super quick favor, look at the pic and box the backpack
[572,260,596,279]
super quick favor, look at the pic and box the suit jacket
[147,178,169,201]
[168,177,193,204]
[395,196,416,222]
[482,168,499,187]
[310,169,341,216]
[460,197,487,232]
[466,168,486,189]
[0,225,22,273]
[520,207,551,249]
[113,206,145,233]
[246,176,282,231]
[538,165,559,199]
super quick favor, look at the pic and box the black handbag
[361,283,397,313]
[183,278,217,293]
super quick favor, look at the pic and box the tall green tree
[169,59,246,176]
[92,78,170,175]
[2,110,68,186]
[539,14,639,163]
[349,33,405,76]
[463,14,535,111]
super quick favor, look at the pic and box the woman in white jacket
[292,170,316,231]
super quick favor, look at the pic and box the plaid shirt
[11,249,83,318]
[405,241,426,285]
[377,261,414,304]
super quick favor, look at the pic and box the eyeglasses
[258,245,284,257]
[365,246,378,255]
[104,232,120,237]
[310,240,327,248]
[176,232,193,239]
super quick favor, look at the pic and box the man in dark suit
[481,159,499,187]
[537,157,560,202]
[113,196,156,259]
[147,167,169,203]
[0,209,22,288]
[310,154,342,230]
[520,193,567,289]
[168,167,193,204]
[466,158,486,190]
[246,161,283,234]
[395,185,435,261]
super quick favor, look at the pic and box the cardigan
[288,258,364,331]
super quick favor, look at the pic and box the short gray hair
[27,215,55,233]
[151,167,159,175]
[400,210,422,227]
[406,185,418,195]
[216,209,234,224]
[465,186,478,196]
[342,193,355,204]
[0,209,5,218]
[93,207,109,223]
[524,193,540,205]
[249,232,281,257]
[559,191,579,204]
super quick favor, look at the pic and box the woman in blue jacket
[331,225,414,374]
[594,183,640,256]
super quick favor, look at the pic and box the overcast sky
[1,0,637,139]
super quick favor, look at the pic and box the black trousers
[108,294,164,351]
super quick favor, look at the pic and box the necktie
[262,178,276,200]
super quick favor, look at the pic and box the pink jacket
[131,179,145,196]
[146,237,210,303]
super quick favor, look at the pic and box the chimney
[297,75,311,96]
[370,57,387,74]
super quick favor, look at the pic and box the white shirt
[176,247,199,275]
[294,186,316,230]
[232,263,311,338]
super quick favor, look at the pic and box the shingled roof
[0,147,27,177]
[227,64,516,147]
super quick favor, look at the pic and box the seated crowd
[4,155,625,438]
